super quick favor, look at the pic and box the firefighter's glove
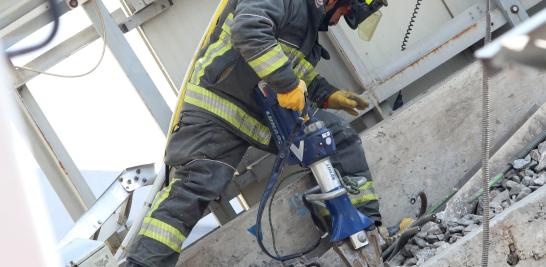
[326,90,369,116]
[277,80,307,112]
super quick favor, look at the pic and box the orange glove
[277,80,307,111]
[326,90,369,116]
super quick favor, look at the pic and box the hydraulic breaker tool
[254,81,383,265]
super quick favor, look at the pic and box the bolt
[118,177,123,182]
[97,220,102,225]
[134,176,139,181]
[136,168,141,174]
[69,0,78,8]
[143,178,148,183]
[127,179,132,184]
[510,5,519,14]
[358,232,367,243]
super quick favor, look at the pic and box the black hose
[411,191,427,218]
[409,213,436,229]
[384,226,421,261]
[302,190,330,235]
[256,118,322,262]
[269,170,313,257]
[7,0,60,57]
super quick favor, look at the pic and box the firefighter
[128,0,386,266]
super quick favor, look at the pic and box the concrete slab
[176,62,546,266]
[445,102,546,217]
[361,62,546,225]
[421,185,546,267]
[177,175,323,267]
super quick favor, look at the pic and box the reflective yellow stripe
[353,181,378,205]
[169,0,230,136]
[185,83,271,145]
[351,193,379,206]
[139,217,186,253]
[191,13,234,84]
[148,179,179,215]
[319,181,378,216]
[248,45,290,78]
[365,0,373,5]
[280,44,318,85]
[359,181,374,191]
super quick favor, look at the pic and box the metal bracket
[120,0,174,33]
[494,0,529,26]
[118,163,156,192]
[58,163,156,248]
[126,0,157,14]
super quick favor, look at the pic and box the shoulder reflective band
[185,83,271,145]
[280,44,318,85]
[139,217,186,253]
[191,13,235,84]
[248,44,290,78]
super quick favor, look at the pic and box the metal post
[18,84,97,210]
[82,0,172,135]
[14,86,90,220]
[0,44,59,267]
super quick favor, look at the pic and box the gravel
[387,141,546,266]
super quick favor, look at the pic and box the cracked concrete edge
[422,185,546,267]
[444,102,546,218]
[360,63,546,226]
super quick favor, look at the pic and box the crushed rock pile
[388,141,546,266]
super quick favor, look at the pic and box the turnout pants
[127,110,381,267]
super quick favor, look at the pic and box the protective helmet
[344,0,388,29]
[320,0,387,31]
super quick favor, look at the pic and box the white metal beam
[18,85,97,210]
[13,9,126,88]
[82,0,171,134]
[0,0,45,30]
[15,85,89,220]
[0,45,58,267]
[0,0,70,48]
[494,0,530,26]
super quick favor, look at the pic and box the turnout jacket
[169,0,338,163]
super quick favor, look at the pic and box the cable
[481,0,492,266]
[268,170,313,260]
[6,0,60,58]
[256,118,322,262]
[14,1,107,78]
[401,0,422,51]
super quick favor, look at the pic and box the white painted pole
[0,43,60,267]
